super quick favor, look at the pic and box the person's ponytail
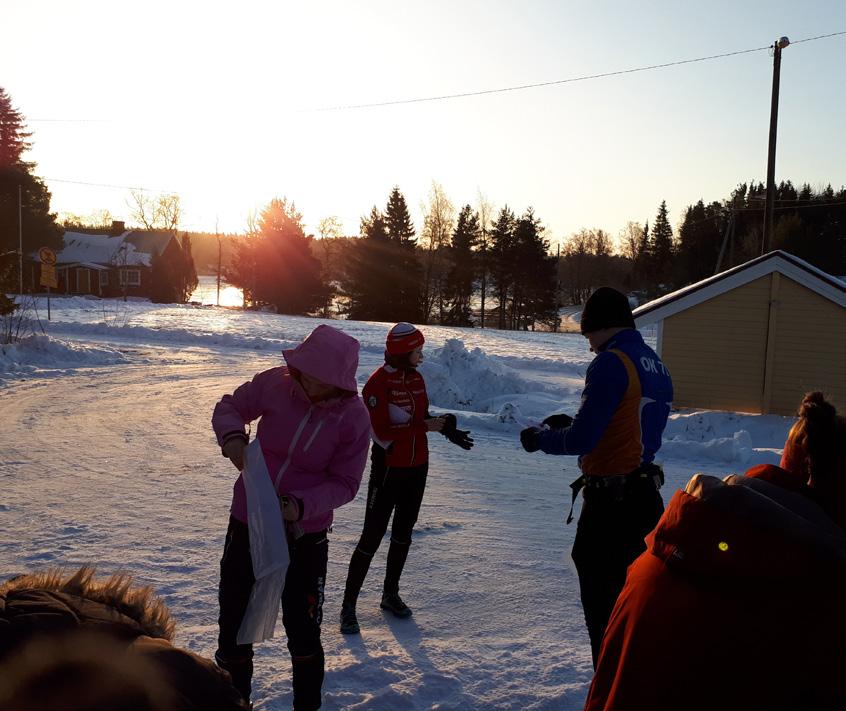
[796,391,841,485]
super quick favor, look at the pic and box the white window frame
[119,268,141,287]
[99,271,109,287]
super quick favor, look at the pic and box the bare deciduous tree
[317,216,343,240]
[420,181,455,323]
[476,191,493,328]
[618,221,643,261]
[129,190,181,232]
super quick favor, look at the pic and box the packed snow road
[1,300,792,709]
[2,348,598,709]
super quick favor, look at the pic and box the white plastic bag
[236,438,289,645]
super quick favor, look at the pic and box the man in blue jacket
[520,287,673,667]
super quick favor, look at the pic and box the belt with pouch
[566,463,664,524]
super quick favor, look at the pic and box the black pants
[571,479,664,668]
[216,516,327,710]
[343,446,428,604]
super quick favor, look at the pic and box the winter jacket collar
[599,328,641,352]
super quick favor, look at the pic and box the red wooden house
[45,223,183,299]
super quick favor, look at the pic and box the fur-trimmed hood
[0,567,248,710]
[0,566,174,650]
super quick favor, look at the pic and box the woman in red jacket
[584,391,846,711]
[339,323,472,634]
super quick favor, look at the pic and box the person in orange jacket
[339,323,473,634]
[584,391,846,711]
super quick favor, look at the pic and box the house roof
[634,250,846,326]
[124,230,177,258]
[57,232,127,265]
[55,230,177,268]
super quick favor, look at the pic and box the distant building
[32,222,183,300]
[634,250,846,415]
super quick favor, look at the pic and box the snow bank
[661,410,791,467]
[48,321,299,353]
[422,339,550,412]
[0,334,129,377]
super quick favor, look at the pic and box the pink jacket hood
[283,324,360,393]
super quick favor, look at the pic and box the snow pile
[421,339,546,413]
[0,334,129,376]
[661,429,755,465]
[661,410,791,467]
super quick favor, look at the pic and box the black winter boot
[339,601,360,635]
[380,590,412,618]
[291,650,325,711]
[215,650,253,704]
[383,539,411,599]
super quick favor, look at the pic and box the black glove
[520,426,543,453]
[441,413,474,450]
[542,413,573,430]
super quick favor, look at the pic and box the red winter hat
[385,322,424,355]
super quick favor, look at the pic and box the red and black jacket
[362,365,429,468]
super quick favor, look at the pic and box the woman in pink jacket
[211,324,370,710]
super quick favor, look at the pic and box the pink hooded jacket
[212,325,370,533]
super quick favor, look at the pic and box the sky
[3,0,845,245]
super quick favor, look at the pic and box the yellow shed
[633,250,846,415]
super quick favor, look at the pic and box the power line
[27,30,846,121]
[313,31,845,111]
[316,46,771,111]
[790,30,846,44]
[44,177,178,194]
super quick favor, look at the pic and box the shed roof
[634,250,846,326]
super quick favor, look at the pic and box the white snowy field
[1,297,793,710]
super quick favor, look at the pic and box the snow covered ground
[1,297,793,709]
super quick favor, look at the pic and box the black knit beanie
[580,287,635,334]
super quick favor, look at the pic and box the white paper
[236,438,289,645]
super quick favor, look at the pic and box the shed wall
[662,277,771,412]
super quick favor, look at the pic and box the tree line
[3,83,843,328]
[224,185,560,330]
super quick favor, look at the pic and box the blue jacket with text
[537,329,673,476]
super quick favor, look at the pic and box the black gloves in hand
[441,413,475,450]
[520,426,543,453]
[542,413,573,430]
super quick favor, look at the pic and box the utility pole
[18,184,23,298]
[761,36,790,255]
[215,218,221,307]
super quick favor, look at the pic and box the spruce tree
[384,186,416,245]
[443,205,479,326]
[227,198,328,314]
[344,203,421,322]
[511,209,558,330]
[179,233,199,302]
[650,200,674,291]
[488,206,516,329]
[676,200,725,285]
[0,87,61,273]
[0,88,32,169]
[385,188,423,321]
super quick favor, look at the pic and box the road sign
[40,264,57,288]
[39,247,57,265]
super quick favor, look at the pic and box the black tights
[344,446,428,604]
